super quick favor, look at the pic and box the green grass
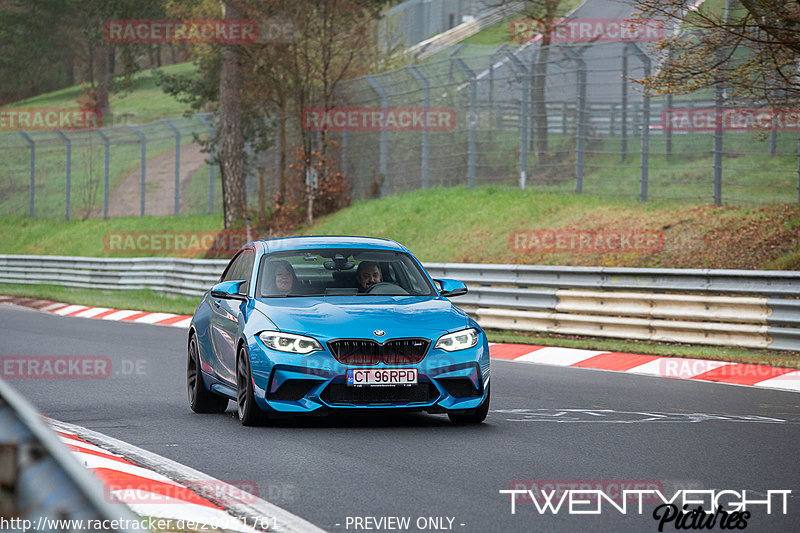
[0,214,222,256]
[1,185,798,269]
[0,283,200,315]
[7,62,198,124]
[461,0,584,47]
[488,330,800,368]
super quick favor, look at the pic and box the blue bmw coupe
[187,236,490,425]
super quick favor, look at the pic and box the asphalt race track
[2,304,799,532]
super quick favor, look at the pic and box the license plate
[346,368,418,387]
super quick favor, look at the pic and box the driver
[355,261,381,292]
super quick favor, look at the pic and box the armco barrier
[0,378,143,532]
[0,255,798,351]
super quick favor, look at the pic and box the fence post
[128,125,147,216]
[796,127,799,203]
[195,114,215,214]
[18,132,35,217]
[366,75,389,196]
[627,43,651,202]
[621,49,628,163]
[563,47,586,193]
[407,65,430,190]
[770,115,778,156]
[55,131,71,220]
[505,51,530,190]
[452,57,477,188]
[488,45,508,134]
[95,129,110,219]
[609,104,616,136]
[161,119,181,215]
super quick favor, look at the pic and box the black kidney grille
[328,338,430,365]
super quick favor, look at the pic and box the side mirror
[434,278,468,298]
[210,280,247,301]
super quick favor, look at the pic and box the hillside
[2,187,798,270]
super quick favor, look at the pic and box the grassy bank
[1,188,798,269]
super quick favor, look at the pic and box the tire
[236,345,265,426]
[187,335,229,414]
[447,385,490,425]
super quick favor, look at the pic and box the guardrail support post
[18,132,35,217]
[195,114,216,214]
[452,57,477,188]
[161,119,181,215]
[407,66,430,190]
[128,125,147,216]
[55,131,71,220]
[95,129,111,219]
[366,75,389,196]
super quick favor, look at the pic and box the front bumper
[245,335,490,414]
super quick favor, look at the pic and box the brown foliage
[269,142,351,232]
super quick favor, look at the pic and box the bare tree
[218,0,247,229]
[634,0,800,104]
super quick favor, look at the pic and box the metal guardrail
[0,255,798,351]
[0,378,143,532]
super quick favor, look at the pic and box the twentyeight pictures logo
[0,108,102,131]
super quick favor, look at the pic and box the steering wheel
[366,282,409,295]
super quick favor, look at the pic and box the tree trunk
[95,43,112,124]
[218,1,247,229]
[277,98,287,206]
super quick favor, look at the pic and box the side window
[220,252,243,282]
[237,249,255,294]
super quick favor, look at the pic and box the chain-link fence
[0,114,221,219]
[314,41,799,205]
[4,41,799,220]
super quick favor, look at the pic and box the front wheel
[236,345,265,426]
[447,385,490,424]
[187,335,229,414]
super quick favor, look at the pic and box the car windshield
[256,248,435,298]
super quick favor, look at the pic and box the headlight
[434,328,479,352]
[258,331,322,354]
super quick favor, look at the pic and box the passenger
[355,261,382,292]
[267,260,298,296]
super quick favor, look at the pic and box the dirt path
[108,142,209,217]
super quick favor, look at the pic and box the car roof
[252,235,409,254]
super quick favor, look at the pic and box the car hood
[253,295,469,339]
